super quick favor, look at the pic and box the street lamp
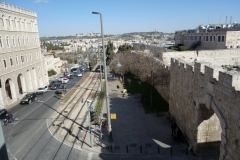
[92,11,112,136]
[98,37,102,91]
[87,99,93,148]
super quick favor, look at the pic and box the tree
[137,55,169,106]
[117,44,133,54]
[105,40,115,66]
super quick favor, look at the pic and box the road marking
[46,118,82,150]
[13,95,53,125]
[86,152,93,160]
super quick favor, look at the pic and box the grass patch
[123,73,169,113]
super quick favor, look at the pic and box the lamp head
[92,12,100,14]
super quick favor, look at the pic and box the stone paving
[80,69,219,159]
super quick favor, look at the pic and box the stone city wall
[170,58,240,160]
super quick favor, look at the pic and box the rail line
[19,71,101,160]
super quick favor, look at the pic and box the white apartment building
[175,23,240,50]
[0,2,48,108]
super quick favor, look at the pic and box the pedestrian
[105,125,109,131]
[171,122,177,136]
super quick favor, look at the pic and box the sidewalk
[80,68,210,159]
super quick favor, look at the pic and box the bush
[48,69,57,77]
[178,46,186,51]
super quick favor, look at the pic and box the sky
[3,0,240,37]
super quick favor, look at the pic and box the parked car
[0,109,8,120]
[62,78,69,84]
[77,73,83,77]
[67,75,74,79]
[20,92,37,104]
[58,77,64,82]
[49,81,58,87]
[50,83,61,90]
[36,86,48,94]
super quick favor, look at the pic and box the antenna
[219,15,222,24]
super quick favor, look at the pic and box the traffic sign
[111,114,116,119]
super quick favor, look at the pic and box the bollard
[126,145,128,153]
[140,146,142,154]
[170,146,172,155]
[111,145,113,153]
[158,146,160,155]
[82,98,84,103]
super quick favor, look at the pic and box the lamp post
[98,37,102,91]
[87,100,93,148]
[92,11,112,136]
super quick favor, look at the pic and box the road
[2,69,88,160]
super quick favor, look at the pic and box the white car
[62,78,69,84]
[77,73,83,77]
[58,77,64,82]
[36,86,48,94]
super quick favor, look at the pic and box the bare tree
[138,55,169,106]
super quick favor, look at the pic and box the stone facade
[0,2,48,108]
[169,58,240,159]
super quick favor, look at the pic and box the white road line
[13,95,52,125]
[46,118,82,150]
[86,152,93,160]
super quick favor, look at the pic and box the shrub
[48,69,57,77]
[178,46,186,51]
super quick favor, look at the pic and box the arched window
[16,55,19,65]
[25,54,28,62]
[17,36,21,46]
[10,57,13,66]
[22,35,25,45]
[21,55,24,63]
[3,58,6,68]
[12,36,16,47]
[0,36,3,48]
[27,36,29,45]
[6,36,9,47]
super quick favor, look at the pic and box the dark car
[20,92,38,104]
[50,83,61,90]
[49,81,58,87]
[0,109,8,120]
[67,75,74,79]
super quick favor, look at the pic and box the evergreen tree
[105,40,115,65]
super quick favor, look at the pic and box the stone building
[0,2,48,108]
[175,23,240,50]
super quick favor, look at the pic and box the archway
[17,74,23,94]
[5,78,12,99]
[196,103,221,157]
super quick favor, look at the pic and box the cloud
[34,0,50,3]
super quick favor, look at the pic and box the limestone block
[207,82,214,92]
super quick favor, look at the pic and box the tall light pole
[92,12,112,136]
[98,37,102,91]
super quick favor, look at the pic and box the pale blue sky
[4,0,240,37]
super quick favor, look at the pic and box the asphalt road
[2,69,88,160]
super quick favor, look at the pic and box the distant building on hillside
[175,23,240,50]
